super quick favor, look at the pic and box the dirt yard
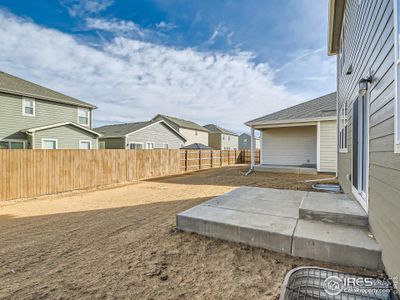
[0,166,378,299]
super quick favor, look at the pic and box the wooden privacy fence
[241,149,261,164]
[0,149,257,201]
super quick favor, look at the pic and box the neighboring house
[152,114,209,145]
[239,133,260,150]
[203,124,239,150]
[245,93,337,173]
[328,0,400,278]
[94,120,186,149]
[0,71,100,149]
[181,143,213,150]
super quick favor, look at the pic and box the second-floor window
[22,98,35,116]
[78,108,89,126]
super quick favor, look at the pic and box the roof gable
[152,114,209,132]
[246,92,337,126]
[204,124,238,136]
[0,71,96,109]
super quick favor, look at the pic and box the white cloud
[156,21,178,31]
[0,10,303,133]
[62,0,114,17]
[86,17,145,37]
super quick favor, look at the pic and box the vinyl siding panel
[338,0,400,277]
[319,120,337,172]
[126,122,185,149]
[101,137,126,149]
[179,128,208,145]
[0,92,92,142]
[33,125,98,149]
[221,134,239,150]
[208,133,221,149]
[261,126,317,166]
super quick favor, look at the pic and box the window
[243,138,248,143]
[78,108,89,126]
[228,135,231,141]
[42,139,57,149]
[163,143,169,149]
[129,142,144,150]
[222,135,225,140]
[0,140,25,149]
[146,142,155,149]
[22,98,35,116]
[79,140,91,149]
[99,141,106,149]
[339,104,348,152]
[395,0,400,152]
[195,130,198,136]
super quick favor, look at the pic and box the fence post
[199,150,201,170]
[210,151,213,168]
[185,150,188,172]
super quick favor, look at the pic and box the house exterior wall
[179,127,208,145]
[33,125,98,149]
[319,120,337,172]
[126,122,185,149]
[0,91,93,145]
[261,126,317,166]
[220,134,239,150]
[239,134,260,150]
[337,0,400,277]
[101,137,126,149]
[208,133,221,149]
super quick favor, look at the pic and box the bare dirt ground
[0,166,379,299]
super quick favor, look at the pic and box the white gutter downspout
[244,126,256,176]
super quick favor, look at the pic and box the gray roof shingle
[94,121,153,138]
[245,92,337,126]
[181,143,213,150]
[0,71,96,109]
[204,124,238,136]
[152,114,209,132]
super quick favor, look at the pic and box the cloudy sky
[0,0,335,132]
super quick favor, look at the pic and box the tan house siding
[319,120,337,172]
[33,125,98,149]
[261,126,317,165]
[208,133,221,149]
[337,0,400,277]
[179,128,208,145]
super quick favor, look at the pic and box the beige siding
[319,120,337,172]
[208,133,221,149]
[261,126,317,166]
[0,92,92,142]
[179,128,208,145]
[338,0,400,277]
[220,134,239,150]
[33,125,98,149]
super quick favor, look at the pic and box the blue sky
[0,0,335,132]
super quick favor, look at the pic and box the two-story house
[152,114,209,146]
[203,124,239,150]
[238,133,260,150]
[0,71,100,149]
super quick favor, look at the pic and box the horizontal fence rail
[0,149,260,201]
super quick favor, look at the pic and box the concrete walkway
[177,187,382,269]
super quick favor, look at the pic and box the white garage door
[261,126,317,166]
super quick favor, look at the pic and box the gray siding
[101,137,126,149]
[338,0,400,277]
[0,92,92,142]
[127,122,185,149]
[100,122,185,149]
[33,125,98,149]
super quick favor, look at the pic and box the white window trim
[338,104,348,153]
[22,97,35,116]
[77,108,90,126]
[41,138,58,149]
[394,0,400,153]
[145,141,155,149]
[79,140,92,149]
[129,142,144,150]
[163,143,169,149]
[0,139,27,149]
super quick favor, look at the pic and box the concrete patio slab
[292,219,381,269]
[299,192,368,227]
[176,186,382,269]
